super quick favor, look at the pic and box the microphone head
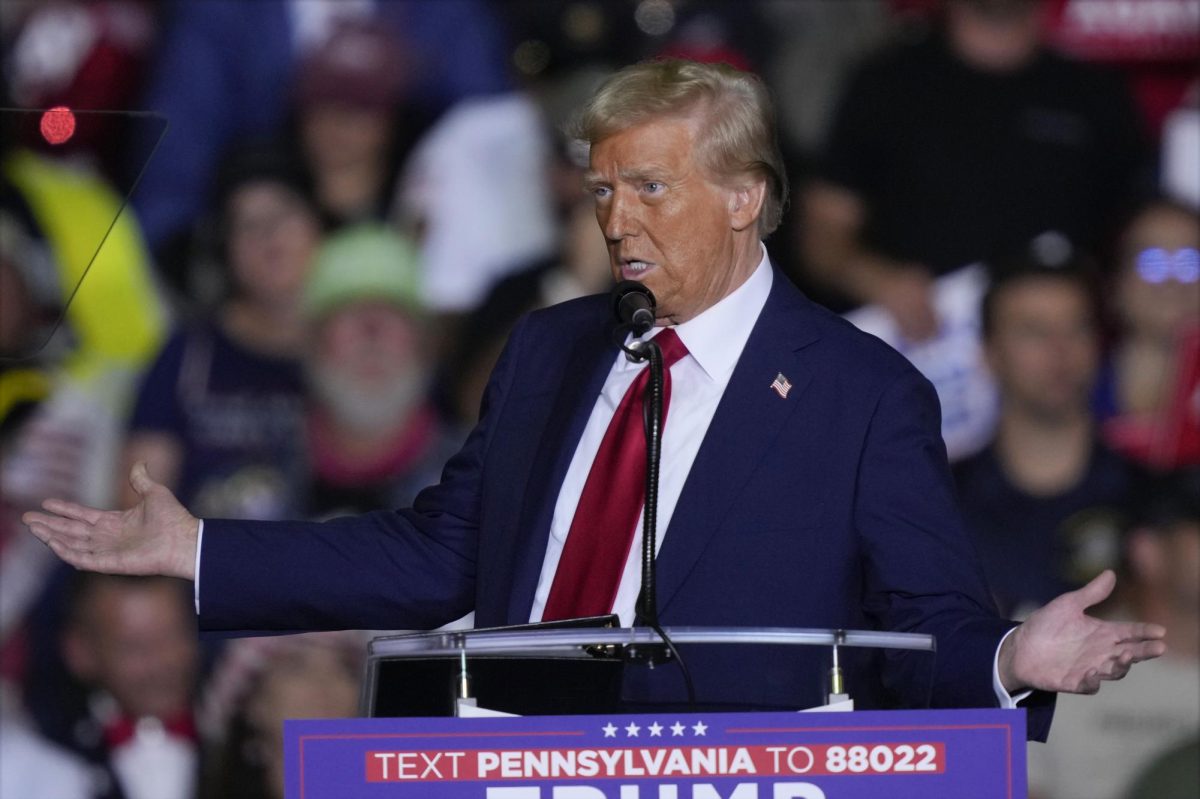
[612,280,656,336]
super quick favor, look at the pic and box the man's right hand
[23,462,199,580]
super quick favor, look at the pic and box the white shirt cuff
[193,519,204,613]
[993,626,1033,708]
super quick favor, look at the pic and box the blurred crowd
[0,2,1197,798]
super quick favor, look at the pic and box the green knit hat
[302,224,423,319]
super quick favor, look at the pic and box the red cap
[294,22,408,110]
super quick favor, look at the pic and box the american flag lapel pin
[770,372,792,399]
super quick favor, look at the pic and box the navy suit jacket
[200,271,1052,737]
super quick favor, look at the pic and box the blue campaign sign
[285,708,1026,798]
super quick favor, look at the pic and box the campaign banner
[285,708,1026,798]
[1045,0,1200,63]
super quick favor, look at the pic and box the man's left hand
[998,570,1167,695]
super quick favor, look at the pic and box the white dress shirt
[529,250,774,626]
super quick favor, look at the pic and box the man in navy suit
[27,61,1164,739]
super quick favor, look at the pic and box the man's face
[946,0,1044,72]
[1117,205,1200,342]
[315,301,420,383]
[586,116,750,325]
[300,103,392,172]
[308,301,427,431]
[227,183,320,308]
[66,581,198,720]
[986,279,1098,420]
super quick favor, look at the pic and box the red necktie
[543,328,689,620]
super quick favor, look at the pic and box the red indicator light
[40,106,76,145]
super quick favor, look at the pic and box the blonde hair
[573,59,789,236]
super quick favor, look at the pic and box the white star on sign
[670,722,686,737]
[625,722,641,737]
[692,721,708,736]
[602,723,618,738]
[648,722,663,737]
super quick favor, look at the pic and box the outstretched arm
[999,570,1167,695]
[23,462,198,580]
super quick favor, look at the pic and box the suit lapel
[655,275,822,616]
[504,324,619,623]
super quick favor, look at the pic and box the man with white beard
[299,225,463,519]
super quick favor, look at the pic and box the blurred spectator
[393,89,557,316]
[1099,199,1200,469]
[803,0,1147,340]
[0,682,93,799]
[120,146,319,520]
[292,22,431,229]
[434,92,612,425]
[891,0,1200,139]
[128,0,510,283]
[3,1,161,188]
[1028,469,1200,799]
[955,260,1139,617]
[501,0,774,85]
[440,199,612,425]
[299,225,461,518]
[1,144,166,698]
[839,252,1000,461]
[1160,82,1199,210]
[1,146,168,511]
[201,633,362,799]
[763,0,895,157]
[0,723,92,799]
[52,573,202,799]
[0,203,61,531]
[0,208,59,364]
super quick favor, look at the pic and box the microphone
[612,280,656,336]
[608,280,696,697]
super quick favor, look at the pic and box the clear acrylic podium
[362,625,936,718]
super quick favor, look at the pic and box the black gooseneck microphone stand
[611,282,696,704]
